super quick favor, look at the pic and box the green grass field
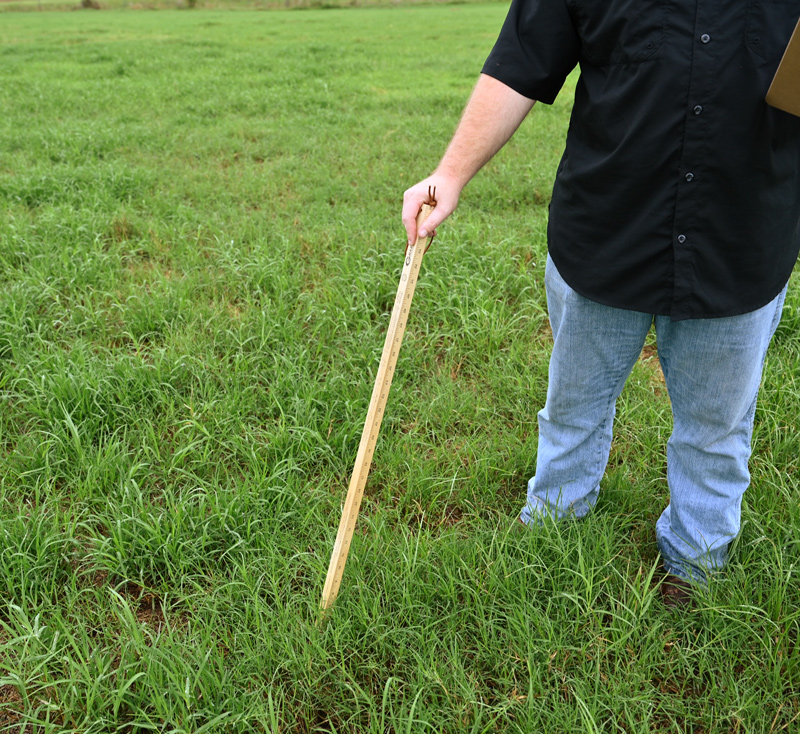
[1,5,799,732]
[0,0,494,14]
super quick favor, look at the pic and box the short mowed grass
[1,5,799,732]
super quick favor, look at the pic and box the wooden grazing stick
[320,191,436,612]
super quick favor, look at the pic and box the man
[402,0,800,606]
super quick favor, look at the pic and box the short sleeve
[481,0,580,104]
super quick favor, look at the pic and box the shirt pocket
[572,0,669,65]
[745,0,800,62]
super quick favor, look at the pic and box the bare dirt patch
[0,684,32,734]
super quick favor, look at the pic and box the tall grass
[0,5,798,732]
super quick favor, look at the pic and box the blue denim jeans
[521,256,788,583]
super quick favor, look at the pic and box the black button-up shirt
[483,0,800,319]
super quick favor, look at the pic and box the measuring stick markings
[320,200,435,611]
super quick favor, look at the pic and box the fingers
[402,187,429,245]
[402,175,461,246]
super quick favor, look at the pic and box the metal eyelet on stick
[320,187,437,614]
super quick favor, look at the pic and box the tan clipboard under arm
[766,16,800,117]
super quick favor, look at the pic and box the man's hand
[400,74,536,248]
[402,173,462,246]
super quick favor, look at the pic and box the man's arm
[402,74,536,246]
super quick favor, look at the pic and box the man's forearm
[402,74,535,244]
[437,74,536,186]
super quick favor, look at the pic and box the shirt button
[677,234,687,244]
[693,105,703,115]
[701,33,711,43]
[685,172,694,182]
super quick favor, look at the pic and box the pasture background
[1,5,799,732]
[0,0,495,14]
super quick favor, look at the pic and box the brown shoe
[660,574,695,609]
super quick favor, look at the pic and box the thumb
[416,203,452,241]
[416,217,440,241]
